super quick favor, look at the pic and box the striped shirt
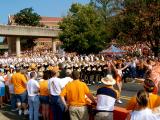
[96,86,118,111]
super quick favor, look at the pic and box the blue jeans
[0,87,5,96]
[10,94,17,109]
[28,95,40,120]
[130,67,137,78]
[50,95,65,120]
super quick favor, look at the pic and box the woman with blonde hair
[126,90,158,120]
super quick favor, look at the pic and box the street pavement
[89,81,144,107]
[0,81,159,120]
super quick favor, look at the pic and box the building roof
[40,17,62,22]
[8,15,63,25]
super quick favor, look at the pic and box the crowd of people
[120,42,151,56]
[0,52,160,120]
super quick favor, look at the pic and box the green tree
[91,0,123,22]
[115,0,160,56]
[14,8,41,50]
[14,7,41,26]
[21,37,36,51]
[89,0,125,45]
[59,4,108,54]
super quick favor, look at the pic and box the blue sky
[0,0,89,24]
[0,0,89,41]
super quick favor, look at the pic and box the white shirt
[48,77,63,96]
[96,87,117,111]
[7,73,14,94]
[130,108,158,120]
[59,77,73,88]
[96,95,116,111]
[0,76,5,87]
[27,79,40,96]
[130,61,136,68]
[9,83,14,94]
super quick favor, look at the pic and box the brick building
[6,15,62,53]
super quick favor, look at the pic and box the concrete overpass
[0,24,60,56]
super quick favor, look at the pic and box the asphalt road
[89,81,144,107]
[0,81,159,120]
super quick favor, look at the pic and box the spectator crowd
[0,52,160,120]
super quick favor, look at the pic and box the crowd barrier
[48,106,129,120]
[3,94,129,120]
[114,106,129,120]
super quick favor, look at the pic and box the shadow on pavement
[0,105,28,120]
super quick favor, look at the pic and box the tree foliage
[90,0,124,22]
[14,8,41,50]
[21,37,36,51]
[60,0,160,56]
[114,0,160,56]
[59,4,108,55]
[14,7,41,26]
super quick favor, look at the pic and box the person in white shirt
[126,90,158,120]
[0,70,5,108]
[59,69,73,88]
[27,72,40,120]
[6,69,17,111]
[48,69,65,120]
[129,59,137,81]
[95,75,118,120]
[27,64,37,80]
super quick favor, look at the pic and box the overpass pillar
[52,38,56,53]
[8,38,12,54]
[16,37,21,57]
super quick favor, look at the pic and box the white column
[8,38,12,54]
[16,37,21,57]
[52,38,56,53]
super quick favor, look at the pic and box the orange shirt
[126,93,160,110]
[39,80,49,96]
[11,72,27,94]
[60,80,90,106]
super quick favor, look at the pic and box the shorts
[0,87,5,97]
[39,96,49,104]
[16,91,28,103]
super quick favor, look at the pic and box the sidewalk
[0,112,10,120]
[0,105,28,120]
